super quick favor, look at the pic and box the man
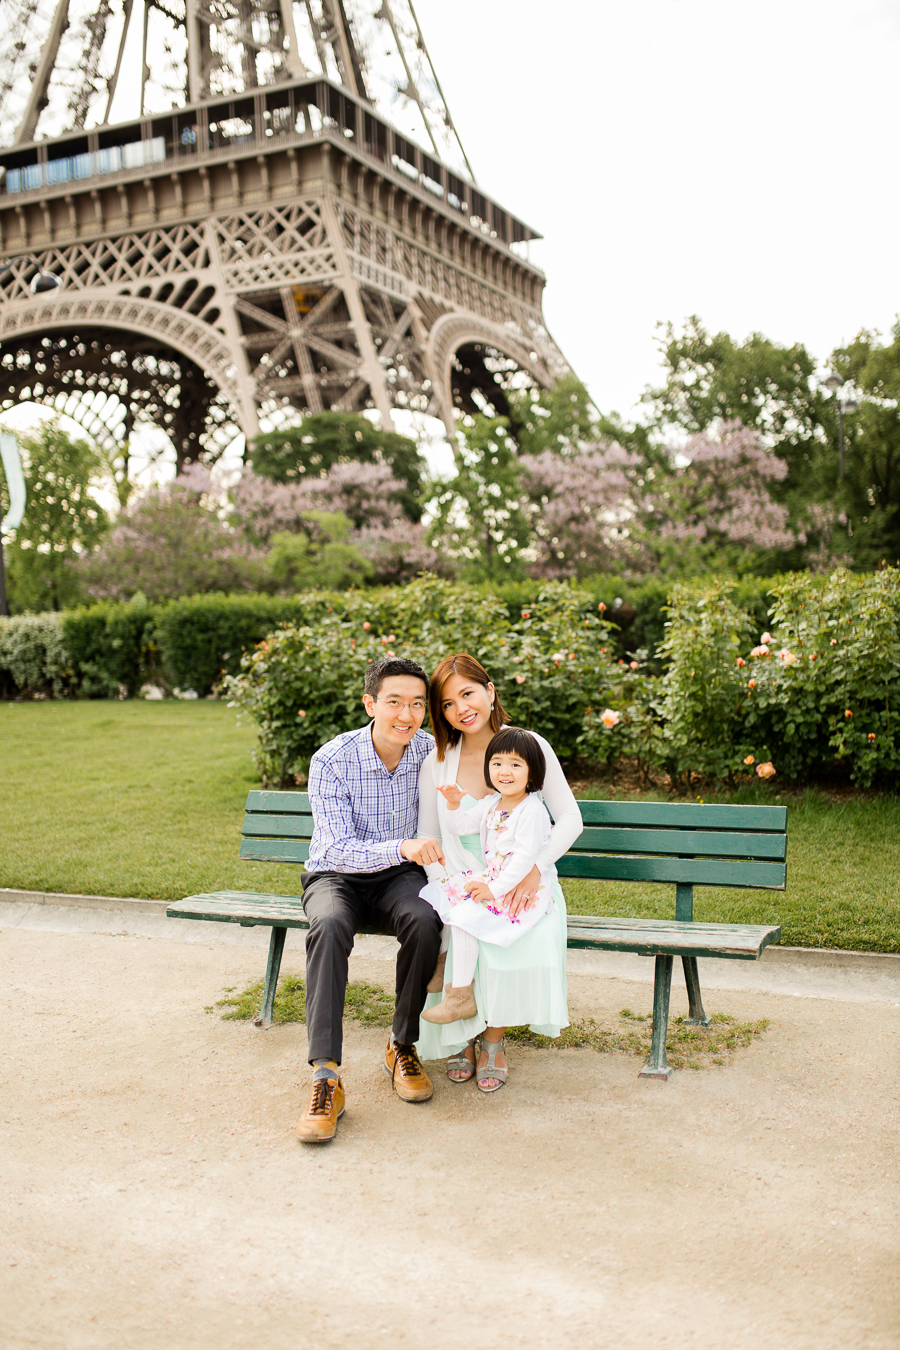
[296,656,444,1143]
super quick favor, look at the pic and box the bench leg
[639,954,675,1081]
[681,955,712,1028]
[254,926,287,1028]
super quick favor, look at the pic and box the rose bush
[741,567,900,786]
[224,568,899,789]
[628,567,900,788]
[652,580,765,789]
[224,578,621,785]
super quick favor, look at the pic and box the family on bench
[169,649,786,1143]
[297,651,580,1141]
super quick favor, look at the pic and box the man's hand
[467,879,494,904]
[401,837,445,867]
[505,865,540,918]
[436,783,465,810]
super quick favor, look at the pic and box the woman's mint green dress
[415,732,579,1060]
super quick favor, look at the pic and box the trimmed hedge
[0,612,74,698]
[153,593,339,694]
[62,598,159,698]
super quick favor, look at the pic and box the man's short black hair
[483,726,546,794]
[364,656,429,700]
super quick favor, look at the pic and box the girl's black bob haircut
[483,726,546,794]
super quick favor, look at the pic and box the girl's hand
[505,865,540,918]
[467,879,494,903]
[437,783,465,810]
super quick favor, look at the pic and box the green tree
[249,412,425,521]
[427,416,531,580]
[638,315,873,569]
[644,317,821,435]
[509,376,599,454]
[509,375,654,460]
[77,478,267,604]
[1,423,109,612]
[642,316,831,501]
[831,327,900,566]
[96,439,135,511]
[265,511,373,591]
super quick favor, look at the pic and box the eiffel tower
[0,1,571,471]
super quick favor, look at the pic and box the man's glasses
[375,697,427,714]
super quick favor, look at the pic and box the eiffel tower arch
[0,1,572,469]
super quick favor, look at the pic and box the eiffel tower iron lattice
[0,1,572,468]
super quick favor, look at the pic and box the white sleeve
[443,801,486,837]
[532,734,583,874]
[488,797,550,899]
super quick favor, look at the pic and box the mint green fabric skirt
[415,875,570,1062]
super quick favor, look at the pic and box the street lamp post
[0,255,63,294]
[823,370,859,481]
[0,255,62,615]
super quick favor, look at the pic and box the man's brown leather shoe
[384,1038,433,1102]
[296,1074,345,1143]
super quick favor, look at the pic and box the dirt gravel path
[1,925,898,1350]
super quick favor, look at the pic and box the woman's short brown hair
[429,653,509,761]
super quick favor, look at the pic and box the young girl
[420,726,557,1029]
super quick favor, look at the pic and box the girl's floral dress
[418,792,555,948]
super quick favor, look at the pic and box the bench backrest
[240,791,787,895]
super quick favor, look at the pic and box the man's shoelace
[392,1043,422,1080]
[307,1079,337,1116]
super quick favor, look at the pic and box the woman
[416,653,583,1089]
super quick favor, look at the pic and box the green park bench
[167,792,785,1080]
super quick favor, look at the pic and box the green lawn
[2,701,898,952]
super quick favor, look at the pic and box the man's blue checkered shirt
[305,724,435,874]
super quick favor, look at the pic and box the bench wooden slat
[239,839,310,863]
[168,893,780,961]
[241,817,786,858]
[568,826,786,861]
[242,812,315,839]
[167,891,394,935]
[555,852,786,889]
[246,789,312,812]
[575,801,787,831]
[566,914,774,936]
[169,892,309,926]
[564,917,781,959]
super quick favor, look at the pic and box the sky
[5,0,900,485]
[416,0,900,421]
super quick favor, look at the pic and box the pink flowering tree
[644,421,800,571]
[518,442,648,578]
[77,465,268,603]
[232,463,447,585]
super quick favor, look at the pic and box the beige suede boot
[421,983,477,1024]
[426,950,447,993]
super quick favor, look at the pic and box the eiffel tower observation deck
[0,1,572,468]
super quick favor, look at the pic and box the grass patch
[1,701,898,952]
[0,700,305,902]
[507,1010,771,1071]
[215,973,769,1071]
[214,975,395,1028]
